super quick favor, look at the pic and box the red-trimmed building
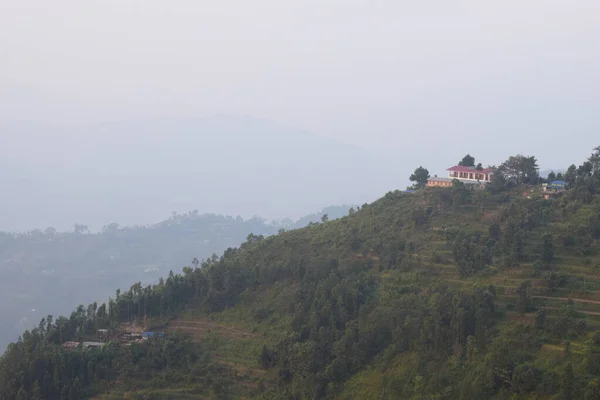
[446,166,494,182]
[427,165,494,188]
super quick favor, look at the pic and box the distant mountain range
[0,115,394,232]
[539,169,567,178]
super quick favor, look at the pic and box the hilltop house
[427,165,494,189]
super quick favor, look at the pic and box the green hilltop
[2,147,600,399]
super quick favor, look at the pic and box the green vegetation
[2,147,600,399]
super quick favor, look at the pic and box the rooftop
[447,165,494,174]
[549,180,567,186]
[82,341,104,347]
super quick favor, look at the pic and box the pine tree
[16,387,27,400]
[563,362,574,400]
[70,377,81,399]
[541,232,554,266]
[52,364,61,397]
[32,380,41,400]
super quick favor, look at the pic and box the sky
[1,0,600,229]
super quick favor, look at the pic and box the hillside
[0,205,352,351]
[2,148,600,399]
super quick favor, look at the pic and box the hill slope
[0,205,353,351]
[2,149,600,399]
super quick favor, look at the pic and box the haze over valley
[0,115,388,232]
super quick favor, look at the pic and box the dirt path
[542,306,600,316]
[532,296,600,305]
[165,318,261,340]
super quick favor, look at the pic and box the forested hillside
[0,205,352,351]
[2,147,600,399]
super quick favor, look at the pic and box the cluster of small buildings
[425,162,569,199]
[118,325,165,345]
[60,326,166,351]
[427,165,494,189]
[61,341,105,351]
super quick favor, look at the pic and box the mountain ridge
[2,147,600,399]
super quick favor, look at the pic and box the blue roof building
[142,331,165,339]
[549,180,567,189]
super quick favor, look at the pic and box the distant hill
[539,168,567,178]
[0,115,392,231]
[288,204,355,228]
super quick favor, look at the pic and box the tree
[564,164,577,185]
[321,214,329,223]
[535,308,547,329]
[409,167,430,190]
[488,224,501,241]
[495,155,539,186]
[451,179,471,210]
[547,171,557,182]
[563,362,574,400]
[585,378,600,400]
[517,280,532,314]
[70,377,81,399]
[590,146,600,175]
[102,223,120,234]
[32,380,41,400]
[476,162,483,171]
[489,172,508,193]
[15,387,27,400]
[541,233,554,266]
[259,345,276,368]
[73,223,89,234]
[459,154,475,167]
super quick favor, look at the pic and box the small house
[542,180,567,199]
[61,341,80,351]
[82,341,105,350]
[142,331,165,340]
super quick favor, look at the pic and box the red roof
[447,165,494,174]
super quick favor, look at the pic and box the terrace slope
[3,173,600,399]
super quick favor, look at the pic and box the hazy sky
[2,1,600,176]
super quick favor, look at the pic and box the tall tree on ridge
[409,166,430,189]
[459,154,475,167]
